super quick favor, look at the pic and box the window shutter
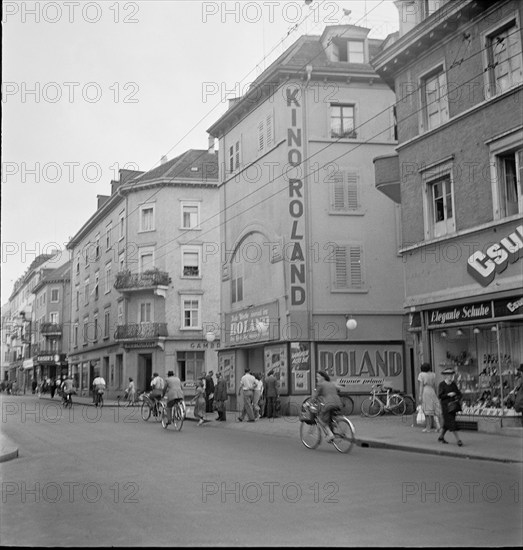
[334,245,348,289]
[332,172,346,210]
[266,114,273,147]
[345,172,359,210]
[258,120,264,151]
[349,246,363,287]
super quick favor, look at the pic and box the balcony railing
[114,323,168,341]
[40,322,62,336]
[114,269,171,291]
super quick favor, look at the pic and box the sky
[1,0,399,304]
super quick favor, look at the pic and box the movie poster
[290,342,310,394]
[264,344,288,395]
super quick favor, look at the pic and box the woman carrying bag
[438,368,463,447]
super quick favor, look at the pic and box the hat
[167,371,174,377]
[215,372,222,377]
[441,368,455,375]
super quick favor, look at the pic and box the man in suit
[205,371,215,413]
[213,372,228,421]
[264,370,279,418]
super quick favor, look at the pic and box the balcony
[114,269,171,297]
[373,154,401,204]
[114,323,168,350]
[40,322,62,336]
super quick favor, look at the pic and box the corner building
[208,25,407,413]
[66,152,220,399]
[372,0,523,429]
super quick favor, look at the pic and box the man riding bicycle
[92,374,106,405]
[61,375,75,405]
[162,370,184,425]
[149,372,165,405]
[312,371,342,442]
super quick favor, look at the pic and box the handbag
[416,405,425,424]
[448,398,462,413]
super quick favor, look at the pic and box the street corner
[0,432,19,463]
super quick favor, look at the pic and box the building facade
[66,152,220,399]
[208,25,407,413]
[372,0,523,427]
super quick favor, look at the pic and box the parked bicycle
[299,397,356,453]
[360,384,406,417]
[161,399,186,431]
[140,392,165,421]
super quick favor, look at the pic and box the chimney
[208,135,215,154]
[161,155,168,165]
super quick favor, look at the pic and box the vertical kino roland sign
[286,85,306,306]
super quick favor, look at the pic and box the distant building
[66,151,220,398]
[372,0,523,426]
[208,25,406,412]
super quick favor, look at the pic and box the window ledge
[328,210,365,216]
[138,229,156,234]
[331,288,368,294]
[180,227,201,231]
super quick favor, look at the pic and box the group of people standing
[417,362,464,446]
[237,368,279,422]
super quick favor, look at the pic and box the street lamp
[205,331,216,343]
[345,315,357,331]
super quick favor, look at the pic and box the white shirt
[93,377,105,387]
[240,373,256,391]
[151,376,165,390]
[255,379,263,393]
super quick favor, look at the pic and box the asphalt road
[1,396,522,547]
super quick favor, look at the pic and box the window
[93,315,98,343]
[51,289,59,303]
[177,351,204,382]
[182,297,201,329]
[117,302,124,325]
[231,262,243,304]
[106,222,112,250]
[182,246,201,277]
[105,262,112,294]
[76,289,80,311]
[84,246,89,266]
[422,161,455,239]
[485,20,522,97]
[139,204,155,232]
[139,247,154,272]
[328,170,361,214]
[119,252,125,272]
[84,277,90,305]
[83,318,89,345]
[139,302,152,323]
[76,258,80,276]
[420,66,449,131]
[50,312,59,324]
[94,271,100,301]
[330,104,356,138]
[104,309,110,339]
[348,40,364,63]
[95,233,100,259]
[257,114,274,153]
[181,202,200,229]
[496,149,523,218]
[331,244,365,290]
[73,323,78,348]
[119,210,126,240]
[229,140,241,173]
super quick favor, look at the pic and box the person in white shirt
[237,368,256,422]
[253,373,264,420]
[92,375,106,405]
[150,372,165,402]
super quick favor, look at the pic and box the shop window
[177,351,204,382]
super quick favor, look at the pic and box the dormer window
[331,38,365,63]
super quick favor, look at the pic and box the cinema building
[208,25,408,413]
[372,0,523,428]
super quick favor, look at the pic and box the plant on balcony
[114,269,132,289]
[141,267,171,286]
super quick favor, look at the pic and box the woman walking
[438,367,463,446]
[191,377,206,426]
[418,362,440,432]
[125,377,136,407]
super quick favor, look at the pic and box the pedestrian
[418,362,440,432]
[237,367,256,422]
[438,367,463,446]
[162,371,184,425]
[205,371,215,413]
[264,370,279,419]
[50,377,57,399]
[213,372,228,421]
[191,377,206,426]
[31,378,37,394]
[125,377,136,407]
[253,373,263,420]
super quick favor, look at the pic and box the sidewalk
[2,394,522,464]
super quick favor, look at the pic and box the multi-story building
[66,151,220,399]
[3,251,69,392]
[208,24,406,412]
[32,261,72,382]
[372,0,523,428]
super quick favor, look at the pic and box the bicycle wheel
[141,402,152,421]
[339,395,354,416]
[331,417,355,453]
[161,407,169,429]
[300,421,321,449]
[172,403,184,431]
[155,401,165,422]
[403,395,416,415]
[361,397,382,417]
[389,395,406,415]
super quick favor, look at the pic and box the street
[0,395,522,547]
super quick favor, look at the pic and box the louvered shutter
[330,171,359,211]
[266,114,273,147]
[346,172,359,210]
[334,245,348,289]
[258,120,264,151]
[349,246,363,288]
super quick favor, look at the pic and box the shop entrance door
[138,354,153,393]
[247,348,264,377]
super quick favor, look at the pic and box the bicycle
[360,384,406,417]
[301,391,354,417]
[94,389,104,408]
[299,398,356,453]
[140,392,165,421]
[61,391,73,409]
[161,399,186,431]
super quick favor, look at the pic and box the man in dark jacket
[213,372,228,421]
[205,371,215,413]
[264,370,279,418]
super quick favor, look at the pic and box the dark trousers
[206,395,214,413]
[266,396,276,418]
